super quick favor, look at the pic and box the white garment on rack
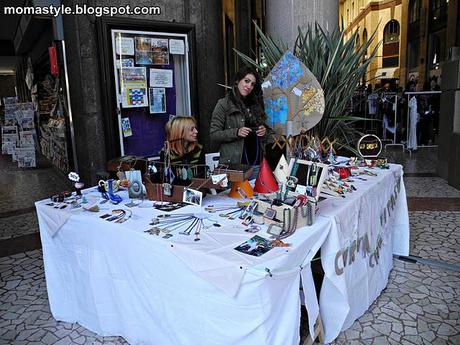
[367,93,378,115]
[408,96,418,150]
[383,115,396,134]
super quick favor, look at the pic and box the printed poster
[135,37,169,65]
[149,69,173,88]
[135,37,154,65]
[151,38,169,65]
[120,67,148,108]
[149,88,166,114]
[115,37,135,56]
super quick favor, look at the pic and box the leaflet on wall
[169,39,185,55]
[149,69,173,88]
[151,38,169,64]
[115,36,134,56]
[149,88,166,114]
[121,117,133,137]
[120,67,148,108]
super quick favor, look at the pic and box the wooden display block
[144,176,222,202]
[214,164,253,182]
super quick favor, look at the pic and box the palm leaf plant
[236,22,380,154]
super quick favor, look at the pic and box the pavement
[1,148,459,344]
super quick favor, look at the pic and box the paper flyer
[149,69,173,88]
[151,38,169,64]
[149,88,166,114]
[169,39,185,55]
[115,36,134,56]
[121,117,133,137]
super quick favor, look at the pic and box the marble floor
[1,148,460,344]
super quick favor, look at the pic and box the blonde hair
[165,116,198,156]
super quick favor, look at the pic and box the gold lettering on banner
[369,253,375,268]
[349,240,357,265]
[362,233,371,258]
[342,247,349,269]
[334,173,403,276]
[335,251,344,275]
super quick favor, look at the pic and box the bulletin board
[109,29,192,157]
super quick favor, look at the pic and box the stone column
[265,0,339,47]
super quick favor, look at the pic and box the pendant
[182,167,188,180]
[187,167,193,180]
[165,167,175,184]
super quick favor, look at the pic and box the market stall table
[36,163,409,344]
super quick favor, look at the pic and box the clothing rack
[379,92,405,152]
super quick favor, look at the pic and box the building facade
[340,0,459,89]
[1,0,339,183]
[340,0,403,89]
[401,0,459,88]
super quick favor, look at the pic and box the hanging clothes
[407,96,418,150]
[367,93,378,115]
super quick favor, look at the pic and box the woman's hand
[238,127,252,137]
[255,125,266,137]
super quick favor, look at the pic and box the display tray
[255,198,315,229]
[144,176,222,202]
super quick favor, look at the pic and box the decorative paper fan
[262,51,325,136]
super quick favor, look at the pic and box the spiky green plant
[236,22,379,154]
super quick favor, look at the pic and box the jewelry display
[204,202,250,220]
[146,212,221,241]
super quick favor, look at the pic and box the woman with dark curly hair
[210,66,272,167]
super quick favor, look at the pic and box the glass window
[428,31,446,68]
[409,0,420,24]
[363,29,368,56]
[407,40,419,69]
[384,20,400,43]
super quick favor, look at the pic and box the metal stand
[384,94,406,152]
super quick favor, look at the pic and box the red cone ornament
[254,159,279,193]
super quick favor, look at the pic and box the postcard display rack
[110,29,192,157]
[1,97,37,168]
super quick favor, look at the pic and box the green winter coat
[210,94,272,165]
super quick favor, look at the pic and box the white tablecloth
[36,192,331,345]
[318,165,409,342]
[36,164,409,344]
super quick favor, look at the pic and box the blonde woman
[163,115,203,166]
